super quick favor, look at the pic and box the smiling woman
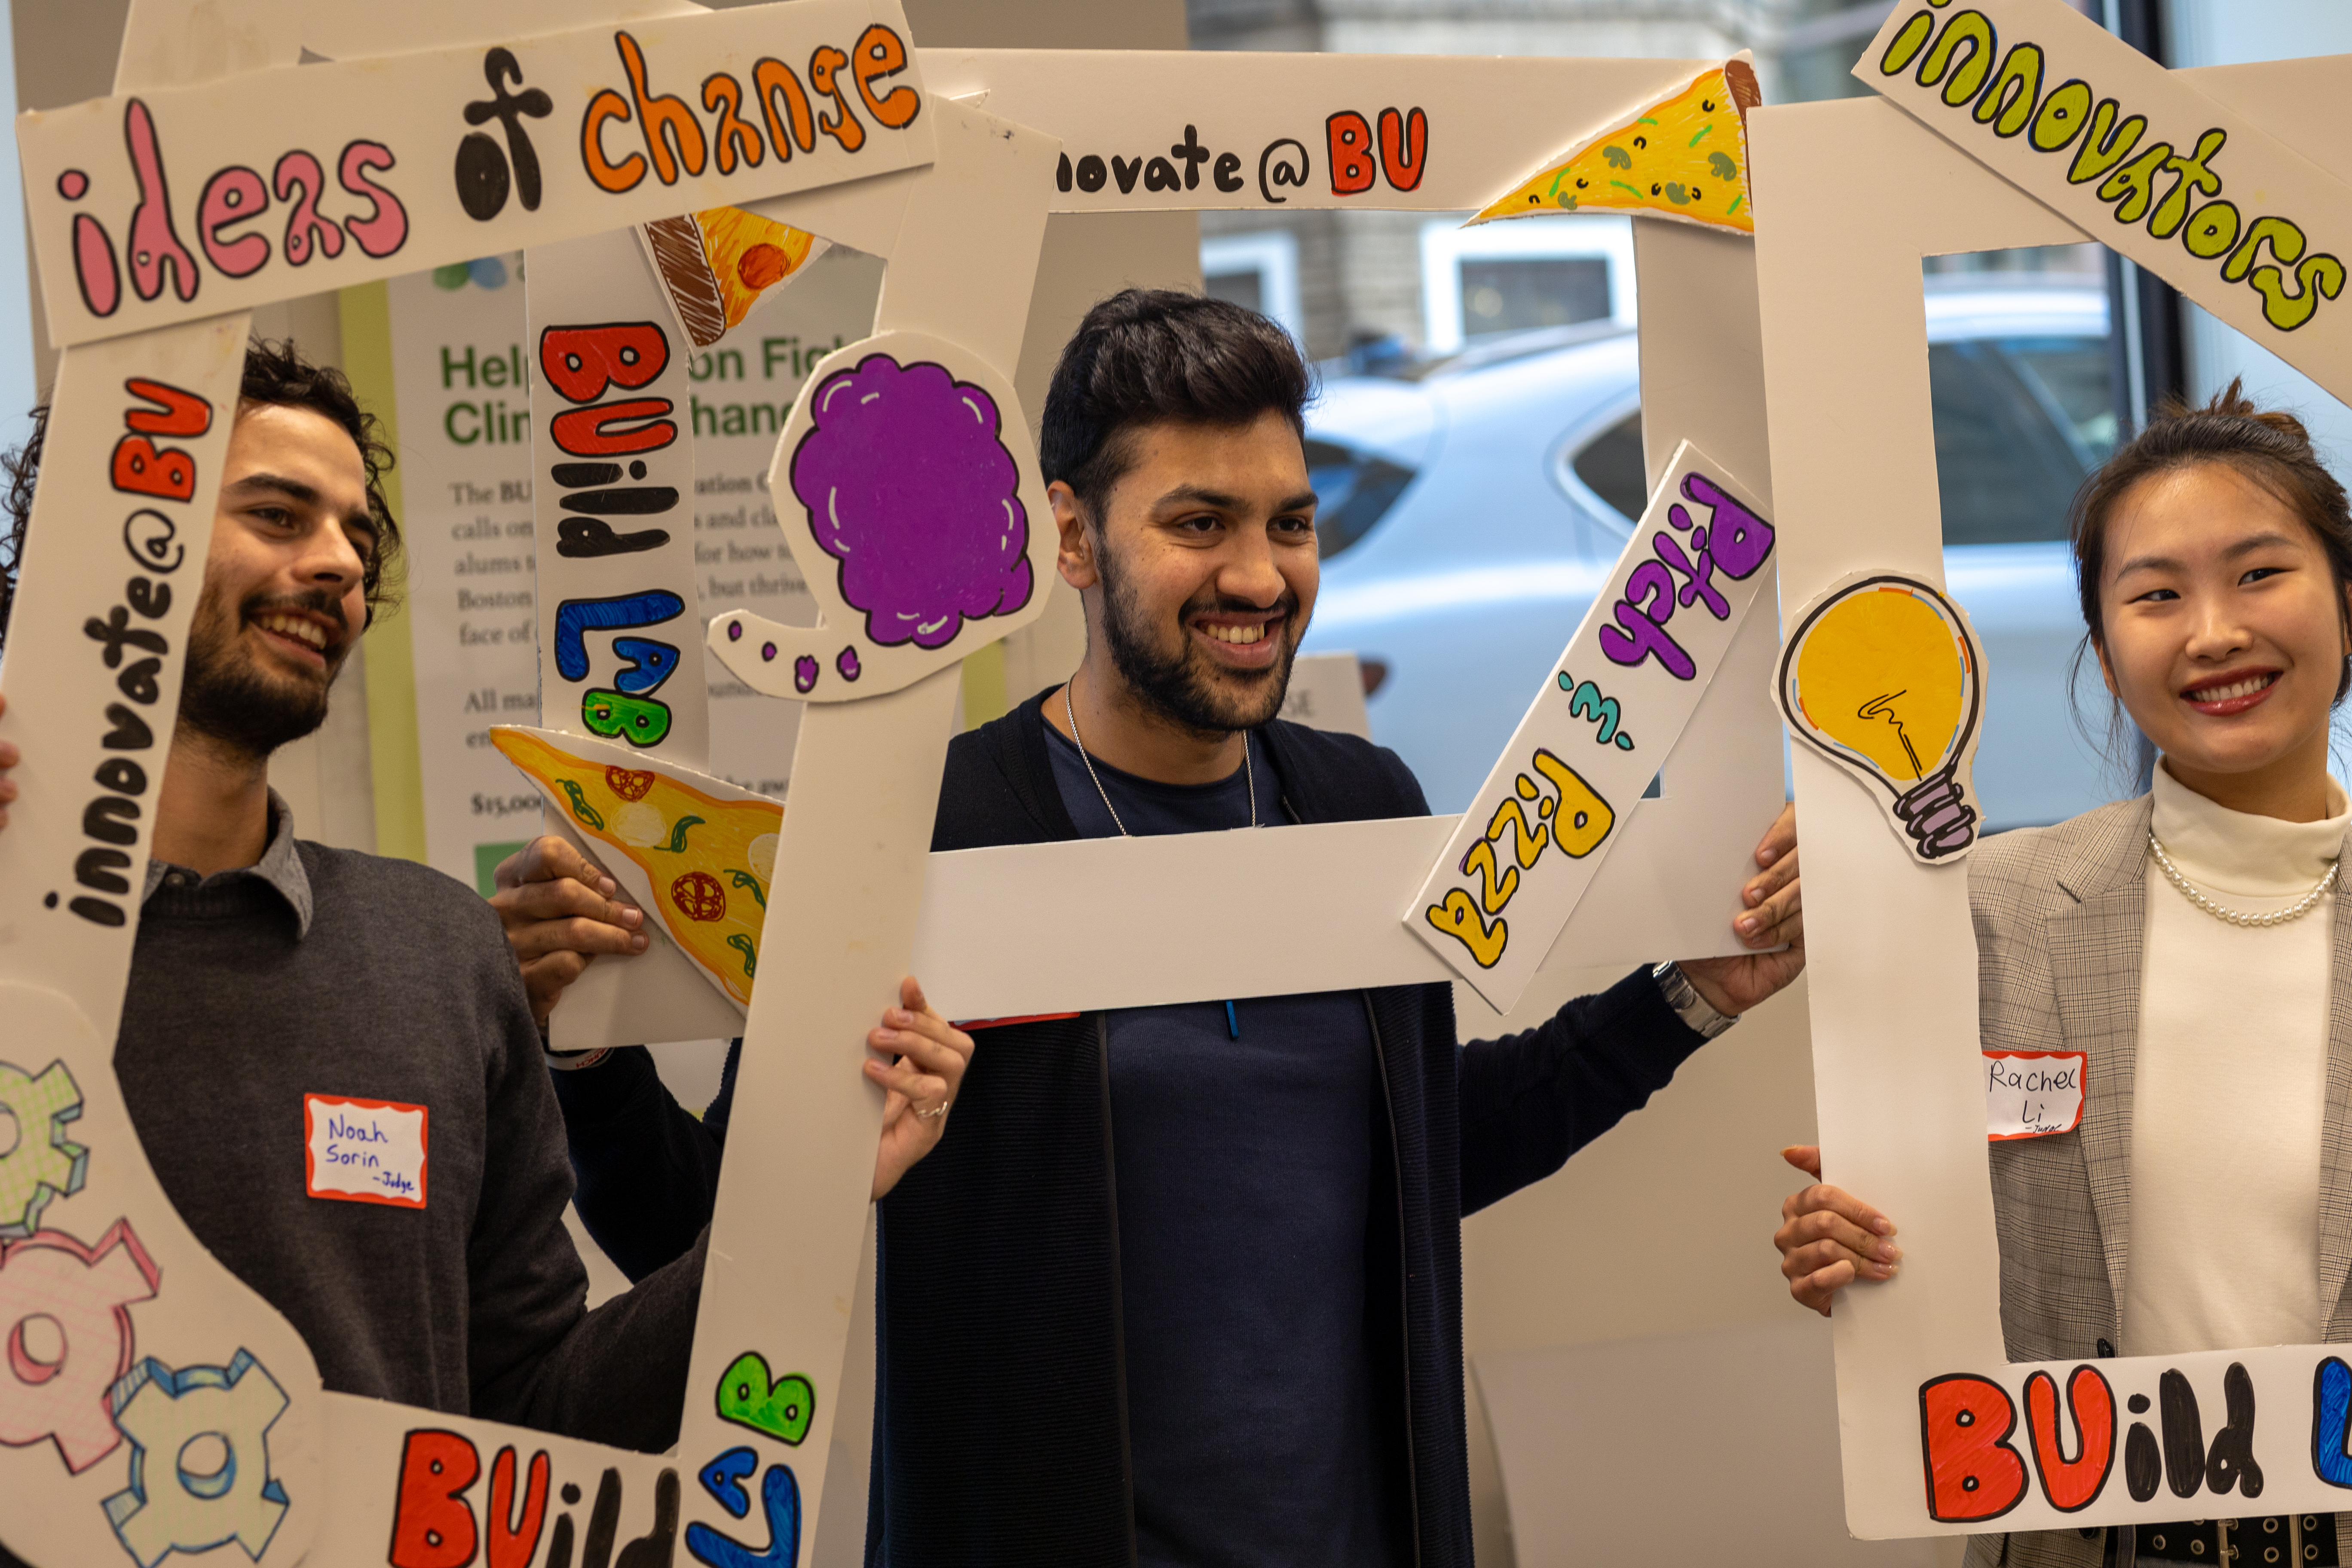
[2072,382,2352,823]
[1776,383,2352,1568]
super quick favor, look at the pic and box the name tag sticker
[303,1093,428,1208]
[1984,1051,2086,1142]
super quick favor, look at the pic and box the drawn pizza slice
[492,726,783,1007]
[642,207,827,349]
[1470,56,1761,234]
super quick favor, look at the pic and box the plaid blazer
[1962,795,2352,1568]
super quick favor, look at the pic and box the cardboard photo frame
[559,46,1797,1050]
[0,15,1796,1568]
[0,6,962,1564]
[1753,9,2352,1539]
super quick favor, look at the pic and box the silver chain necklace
[2148,830,2340,928]
[1064,680,1256,837]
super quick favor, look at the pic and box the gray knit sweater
[115,827,704,1450]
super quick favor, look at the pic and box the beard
[1093,528,1302,740]
[177,584,350,763]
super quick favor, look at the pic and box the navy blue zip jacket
[554,687,1711,1567]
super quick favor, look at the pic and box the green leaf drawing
[726,869,768,908]
[657,815,706,852]
[557,779,605,832]
[1688,122,1714,148]
[726,933,758,978]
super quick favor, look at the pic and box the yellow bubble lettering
[1917,9,1997,108]
[1462,839,1520,917]
[2096,140,2172,227]
[2224,215,2307,284]
[1877,10,1936,77]
[1531,749,1615,857]
[2182,198,2241,260]
[2067,99,2145,186]
[1485,799,1551,869]
[1426,888,1508,969]
[2027,77,2091,153]
[2254,252,2345,332]
[1973,43,2041,137]
[2147,128,2226,239]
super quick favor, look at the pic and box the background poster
[385,245,886,891]
[385,256,540,893]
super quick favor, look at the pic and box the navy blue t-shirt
[1044,719,1397,1568]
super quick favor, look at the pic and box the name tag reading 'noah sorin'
[1983,1050,2085,1142]
[303,1092,429,1209]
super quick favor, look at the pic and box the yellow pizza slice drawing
[493,726,784,1007]
[1470,56,1761,234]
[642,207,826,349]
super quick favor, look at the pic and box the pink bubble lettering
[337,140,409,259]
[123,100,199,305]
[198,165,270,279]
[272,150,345,268]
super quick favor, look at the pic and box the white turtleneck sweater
[2123,763,2349,1357]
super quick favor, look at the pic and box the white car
[1301,276,2122,825]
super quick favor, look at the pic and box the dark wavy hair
[0,336,401,649]
[2067,377,2352,783]
[1041,288,1312,519]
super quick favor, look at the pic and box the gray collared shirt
[141,787,315,937]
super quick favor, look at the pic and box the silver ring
[915,1102,949,1121]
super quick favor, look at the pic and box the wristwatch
[1652,960,1736,1040]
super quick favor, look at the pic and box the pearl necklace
[2148,830,2340,928]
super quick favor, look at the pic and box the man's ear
[1052,481,1099,592]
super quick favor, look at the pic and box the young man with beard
[509,290,1804,1565]
[0,343,971,1513]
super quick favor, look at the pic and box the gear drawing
[0,1219,160,1473]
[102,1350,290,1568]
[0,1060,90,1238]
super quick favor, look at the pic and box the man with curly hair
[0,341,969,1531]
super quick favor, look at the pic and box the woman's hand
[1681,802,1804,1016]
[868,976,974,1201]
[1775,1144,1901,1315]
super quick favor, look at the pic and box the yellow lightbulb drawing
[1777,574,1985,861]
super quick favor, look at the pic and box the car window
[1568,410,1648,524]
[1547,334,2114,546]
[2000,334,2119,464]
[1929,337,2108,547]
[1304,438,1416,560]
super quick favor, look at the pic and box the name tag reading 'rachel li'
[1983,1051,2085,1142]
[304,1092,429,1208]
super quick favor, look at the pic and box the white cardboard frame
[560,49,1793,1053]
[0,25,1789,1568]
[1754,36,2352,1541]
